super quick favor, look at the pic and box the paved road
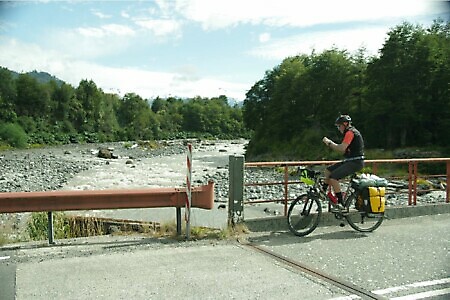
[1,213,449,299]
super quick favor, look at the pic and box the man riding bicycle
[322,114,365,209]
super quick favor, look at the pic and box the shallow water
[62,141,246,229]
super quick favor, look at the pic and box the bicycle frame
[288,170,384,237]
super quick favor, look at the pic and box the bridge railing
[0,182,214,243]
[238,158,450,217]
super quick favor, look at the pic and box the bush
[0,123,28,148]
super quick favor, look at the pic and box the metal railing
[244,158,450,216]
[0,182,214,243]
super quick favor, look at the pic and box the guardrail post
[408,162,413,205]
[446,161,450,203]
[47,211,55,244]
[176,207,181,235]
[228,155,244,225]
[283,165,289,216]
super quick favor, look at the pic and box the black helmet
[335,114,351,125]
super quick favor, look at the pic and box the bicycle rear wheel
[345,193,384,232]
[287,194,321,237]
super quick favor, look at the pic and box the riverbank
[0,139,247,240]
[1,139,448,242]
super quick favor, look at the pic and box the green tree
[364,20,450,148]
[182,97,205,133]
[243,49,361,160]
[0,67,17,123]
[76,80,103,133]
[118,93,157,140]
[15,74,50,118]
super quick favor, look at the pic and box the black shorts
[327,160,364,180]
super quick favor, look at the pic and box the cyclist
[322,114,365,209]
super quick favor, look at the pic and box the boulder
[98,148,118,159]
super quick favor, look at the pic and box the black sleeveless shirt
[344,126,364,158]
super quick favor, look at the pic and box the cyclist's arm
[328,131,354,153]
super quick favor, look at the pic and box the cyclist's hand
[322,137,331,146]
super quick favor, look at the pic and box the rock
[98,148,113,159]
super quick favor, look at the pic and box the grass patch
[0,233,9,246]
[137,140,160,149]
[148,221,249,241]
[27,212,105,241]
[0,225,21,246]
[24,213,249,243]
[0,143,12,151]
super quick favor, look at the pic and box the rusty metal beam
[244,158,450,213]
[244,157,450,167]
[0,182,214,213]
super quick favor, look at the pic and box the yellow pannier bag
[366,186,386,213]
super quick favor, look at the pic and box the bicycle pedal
[330,204,345,212]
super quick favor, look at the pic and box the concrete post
[228,155,244,225]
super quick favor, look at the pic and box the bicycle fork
[301,197,315,216]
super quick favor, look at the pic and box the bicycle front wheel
[287,194,321,237]
[345,193,384,232]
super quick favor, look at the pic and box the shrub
[0,123,28,148]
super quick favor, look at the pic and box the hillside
[7,68,64,86]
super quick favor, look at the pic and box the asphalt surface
[1,212,449,300]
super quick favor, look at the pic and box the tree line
[0,69,248,148]
[242,20,450,161]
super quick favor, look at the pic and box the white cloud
[175,0,435,29]
[121,11,130,19]
[91,10,112,19]
[133,18,182,37]
[0,37,249,100]
[76,24,135,38]
[249,26,389,59]
[39,24,137,60]
[259,33,271,43]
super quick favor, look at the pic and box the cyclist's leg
[326,161,345,194]
[329,161,363,204]
[329,160,363,182]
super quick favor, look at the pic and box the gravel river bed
[0,139,447,240]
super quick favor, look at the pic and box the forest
[0,70,248,148]
[243,20,450,160]
[0,20,449,162]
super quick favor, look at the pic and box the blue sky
[0,1,448,101]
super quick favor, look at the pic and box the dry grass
[19,212,249,243]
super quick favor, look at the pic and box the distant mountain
[5,67,65,86]
[227,98,243,107]
[26,70,65,86]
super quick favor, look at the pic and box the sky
[0,1,448,102]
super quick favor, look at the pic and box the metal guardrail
[243,158,450,216]
[0,182,215,243]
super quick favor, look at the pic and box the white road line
[329,277,450,300]
[390,287,450,300]
[373,278,450,295]
[329,295,361,300]
[0,256,10,261]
